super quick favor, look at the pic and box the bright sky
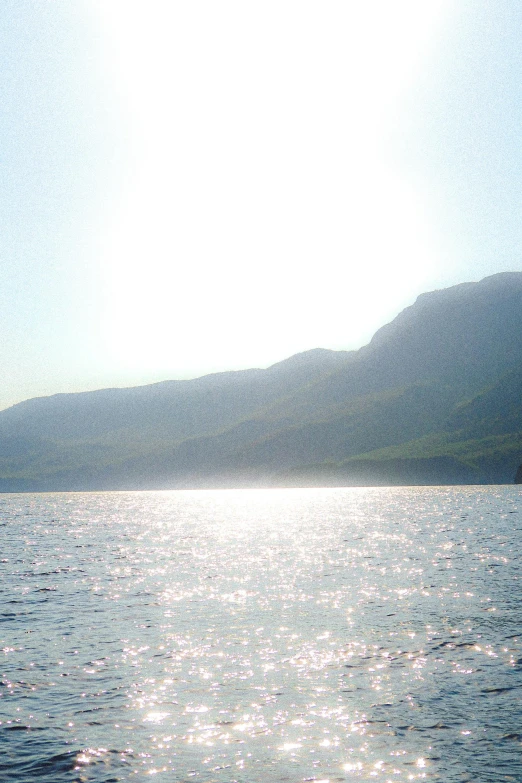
[1,0,521,409]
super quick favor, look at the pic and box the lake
[1,487,521,782]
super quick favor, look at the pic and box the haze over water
[1,487,521,782]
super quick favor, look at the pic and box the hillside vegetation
[1,272,522,490]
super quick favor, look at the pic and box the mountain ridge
[1,271,522,490]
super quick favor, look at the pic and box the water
[0,486,521,782]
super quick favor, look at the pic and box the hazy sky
[1,0,521,409]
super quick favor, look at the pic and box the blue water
[0,487,521,782]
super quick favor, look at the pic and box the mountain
[1,272,522,490]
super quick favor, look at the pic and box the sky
[0,0,521,410]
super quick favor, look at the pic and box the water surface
[1,487,521,781]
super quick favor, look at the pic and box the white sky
[93,0,451,376]
[1,0,521,408]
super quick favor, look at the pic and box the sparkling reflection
[0,487,521,781]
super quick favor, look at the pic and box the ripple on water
[0,486,521,782]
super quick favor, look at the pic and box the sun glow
[89,0,453,377]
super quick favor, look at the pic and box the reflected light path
[0,487,520,781]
